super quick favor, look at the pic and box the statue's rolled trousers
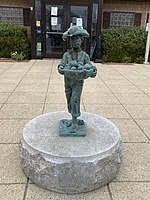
[58,26,97,135]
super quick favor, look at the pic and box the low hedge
[101,27,147,63]
[0,23,31,59]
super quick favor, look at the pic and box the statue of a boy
[58,26,97,136]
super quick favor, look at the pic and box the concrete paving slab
[5,68,29,73]
[48,84,65,93]
[114,143,150,181]
[135,119,150,140]
[11,60,35,67]
[0,144,27,183]
[25,184,111,200]
[0,62,13,67]
[14,83,48,93]
[116,93,150,105]
[116,70,141,76]
[111,119,149,142]
[43,103,72,114]
[0,77,21,84]
[99,74,126,80]
[104,79,133,86]
[138,85,150,93]
[10,64,32,69]
[0,72,26,78]
[130,79,150,85]
[82,93,120,104]
[29,66,52,72]
[0,93,11,103]
[96,68,120,75]
[24,72,50,78]
[123,74,149,80]
[0,68,7,73]
[49,77,64,85]
[83,85,112,93]
[85,105,131,119]
[0,184,26,200]
[35,59,53,64]
[124,105,150,119]
[85,78,105,85]
[114,67,146,74]
[45,92,67,104]
[6,93,46,104]
[109,182,150,200]
[105,65,133,71]
[20,77,49,85]
[50,72,63,78]
[136,71,150,77]
[107,85,143,94]
[0,104,43,119]
[0,119,29,143]
[0,84,16,92]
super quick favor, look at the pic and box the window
[110,12,135,28]
[0,7,23,25]
[103,11,142,29]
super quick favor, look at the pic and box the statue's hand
[58,64,65,75]
[90,66,97,78]
[86,68,93,77]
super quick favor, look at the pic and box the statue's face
[71,35,82,49]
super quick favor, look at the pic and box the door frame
[41,0,93,58]
[41,0,67,58]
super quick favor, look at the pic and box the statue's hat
[63,26,89,41]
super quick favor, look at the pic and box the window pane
[70,6,88,29]
[0,7,23,25]
[35,0,42,57]
[45,4,64,55]
[110,12,135,28]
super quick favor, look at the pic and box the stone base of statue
[59,119,86,136]
[20,111,122,194]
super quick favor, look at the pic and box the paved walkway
[0,60,150,200]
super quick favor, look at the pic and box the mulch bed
[102,62,133,65]
[0,58,30,62]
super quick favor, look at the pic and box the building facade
[0,0,150,59]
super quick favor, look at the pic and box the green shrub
[0,23,31,59]
[101,27,147,63]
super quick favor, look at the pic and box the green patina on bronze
[58,26,97,136]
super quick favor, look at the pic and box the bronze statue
[58,26,97,136]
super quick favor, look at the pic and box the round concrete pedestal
[20,112,122,194]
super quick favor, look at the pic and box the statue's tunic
[60,49,91,118]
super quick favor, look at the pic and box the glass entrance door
[42,1,91,58]
[69,5,89,51]
[43,3,65,58]
[69,6,88,29]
